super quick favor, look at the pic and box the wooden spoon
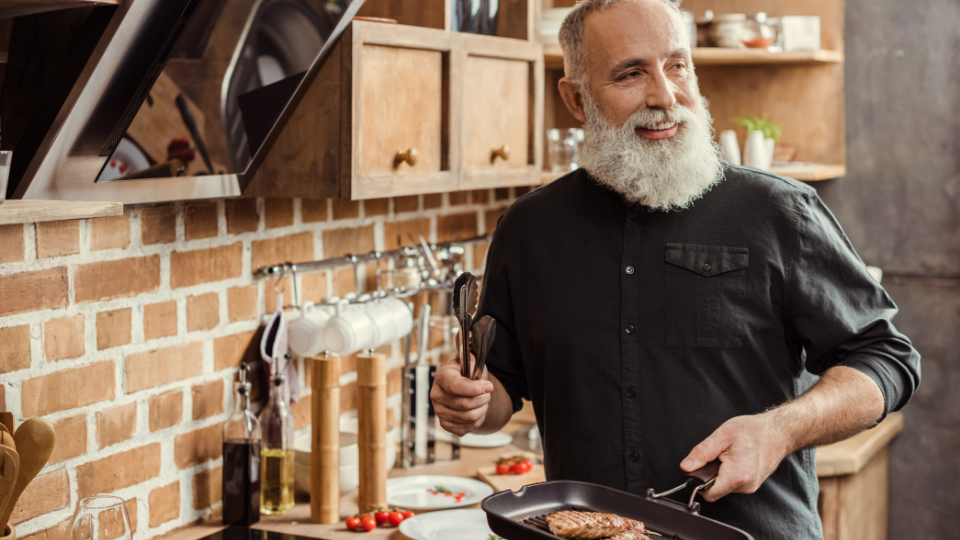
[0,418,55,532]
[0,445,19,537]
[0,424,9,437]
[0,414,13,436]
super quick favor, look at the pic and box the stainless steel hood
[8,0,363,204]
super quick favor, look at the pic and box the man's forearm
[770,365,885,456]
[476,371,515,434]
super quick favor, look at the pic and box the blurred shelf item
[543,44,842,69]
[769,162,846,181]
[0,200,123,226]
[0,0,120,18]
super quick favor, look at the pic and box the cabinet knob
[491,145,511,163]
[395,148,419,168]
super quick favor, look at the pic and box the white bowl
[294,418,400,495]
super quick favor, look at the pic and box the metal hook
[349,254,361,295]
[273,264,287,293]
[288,262,300,309]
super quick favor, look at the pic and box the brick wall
[0,188,526,540]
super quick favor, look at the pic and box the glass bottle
[222,365,261,526]
[259,369,295,515]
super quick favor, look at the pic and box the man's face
[581,0,699,138]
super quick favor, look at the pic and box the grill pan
[480,463,754,540]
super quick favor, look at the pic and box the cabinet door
[358,45,443,177]
[459,35,542,189]
[350,22,457,199]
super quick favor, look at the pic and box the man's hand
[680,413,790,502]
[681,366,884,503]
[430,348,494,436]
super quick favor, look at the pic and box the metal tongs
[452,272,497,379]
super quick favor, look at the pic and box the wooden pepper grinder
[357,351,387,513]
[310,352,340,524]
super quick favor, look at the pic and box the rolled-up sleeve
[476,216,528,414]
[786,192,921,417]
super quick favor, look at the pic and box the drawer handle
[395,148,419,168]
[491,145,511,163]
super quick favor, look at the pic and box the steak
[545,511,646,539]
[608,531,653,540]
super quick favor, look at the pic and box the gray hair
[558,0,680,88]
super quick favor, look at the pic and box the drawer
[463,55,529,171]
[358,44,444,177]
[458,35,542,189]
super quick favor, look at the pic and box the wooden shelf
[0,200,123,226]
[0,0,120,18]
[769,162,846,181]
[543,43,843,70]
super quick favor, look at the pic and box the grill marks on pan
[518,507,678,539]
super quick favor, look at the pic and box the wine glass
[71,496,132,540]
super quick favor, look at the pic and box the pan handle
[645,460,721,515]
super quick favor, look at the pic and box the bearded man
[430,0,921,538]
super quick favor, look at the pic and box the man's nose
[645,71,677,110]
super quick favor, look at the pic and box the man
[430,0,921,537]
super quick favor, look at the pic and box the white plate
[458,431,513,448]
[387,475,494,510]
[398,509,496,540]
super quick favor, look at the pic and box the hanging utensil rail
[256,234,490,277]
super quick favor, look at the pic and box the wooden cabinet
[816,412,904,540]
[246,20,543,200]
[246,22,459,200]
[460,35,543,188]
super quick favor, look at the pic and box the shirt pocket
[664,243,749,348]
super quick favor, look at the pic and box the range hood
[5,0,364,204]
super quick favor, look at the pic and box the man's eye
[621,71,640,80]
[673,62,687,70]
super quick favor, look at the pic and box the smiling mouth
[636,122,680,140]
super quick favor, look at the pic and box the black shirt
[478,164,920,539]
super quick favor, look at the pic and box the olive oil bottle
[259,369,295,514]
[222,365,260,526]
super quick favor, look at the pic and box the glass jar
[742,12,776,49]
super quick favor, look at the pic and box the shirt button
[625,266,635,275]
[629,451,640,462]
[702,262,712,272]
[626,387,637,398]
[625,325,635,334]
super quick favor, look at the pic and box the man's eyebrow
[608,48,691,77]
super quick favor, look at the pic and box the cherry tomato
[374,511,389,524]
[515,460,533,475]
[388,512,404,526]
[360,515,376,532]
[496,462,512,475]
[402,510,415,519]
[345,516,361,531]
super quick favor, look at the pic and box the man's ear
[558,77,587,124]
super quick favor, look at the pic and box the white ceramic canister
[719,130,741,165]
[764,137,777,169]
[742,130,769,170]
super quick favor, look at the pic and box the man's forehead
[582,1,687,72]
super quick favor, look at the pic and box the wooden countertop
[163,407,902,540]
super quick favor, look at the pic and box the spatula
[0,418,55,532]
[0,445,18,536]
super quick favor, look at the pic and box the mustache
[628,106,695,131]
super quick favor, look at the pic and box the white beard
[579,90,724,211]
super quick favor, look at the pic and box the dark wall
[812,0,960,536]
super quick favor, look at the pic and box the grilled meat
[545,511,646,539]
[608,531,653,540]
